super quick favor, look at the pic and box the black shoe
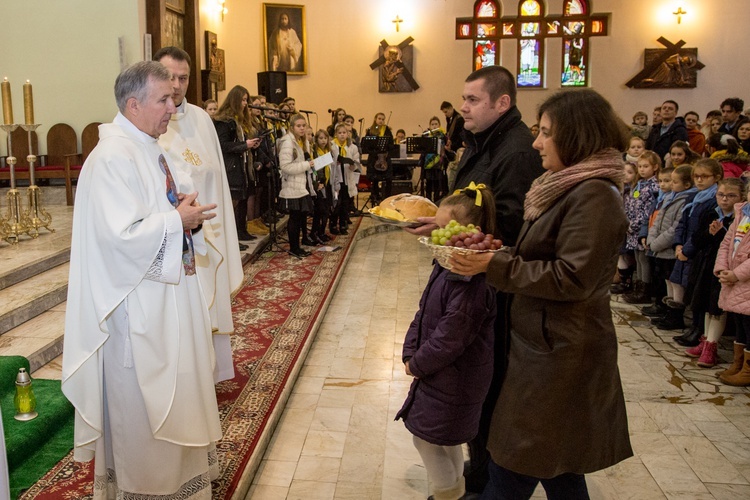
[237,229,256,241]
[329,227,340,235]
[318,233,331,242]
[673,325,703,347]
[239,242,248,251]
[346,219,353,225]
[642,302,667,317]
[339,226,349,235]
[652,306,685,330]
[301,237,317,246]
[290,248,311,258]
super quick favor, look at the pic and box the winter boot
[720,350,750,386]
[673,323,702,347]
[697,341,719,368]
[684,336,706,358]
[717,343,746,379]
[624,280,651,304]
[611,267,634,294]
[652,303,685,330]
[642,300,668,317]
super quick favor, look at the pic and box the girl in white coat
[278,113,316,257]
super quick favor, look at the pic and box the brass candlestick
[1,123,30,243]
[21,123,53,236]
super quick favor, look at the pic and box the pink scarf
[524,149,625,221]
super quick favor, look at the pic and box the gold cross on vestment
[182,148,203,166]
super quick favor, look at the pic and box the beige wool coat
[485,178,633,478]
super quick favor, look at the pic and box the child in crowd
[311,129,333,243]
[666,140,700,169]
[202,99,218,116]
[612,162,639,294]
[683,178,745,366]
[278,113,316,258]
[707,133,750,178]
[715,182,750,386]
[631,111,650,141]
[641,167,685,316]
[396,184,497,500]
[624,136,646,164]
[623,151,660,303]
[659,159,723,337]
[330,123,361,236]
[684,111,706,157]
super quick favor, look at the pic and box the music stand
[407,137,442,197]
[358,136,394,213]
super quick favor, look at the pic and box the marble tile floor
[246,228,750,500]
[24,216,750,499]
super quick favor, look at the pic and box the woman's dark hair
[440,185,496,235]
[707,133,740,155]
[215,85,254,135]
[537,89,629,167]
[669,140,700,165]
[732,117,750,142]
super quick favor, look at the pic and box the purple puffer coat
[395,264,496,446]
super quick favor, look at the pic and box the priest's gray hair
[115,61,171,112]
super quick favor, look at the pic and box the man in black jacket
[408,65,543,494]
[646,100,689,161]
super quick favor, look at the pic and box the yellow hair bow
[454,182,487,207]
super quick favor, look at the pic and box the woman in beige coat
[452,89,633,499]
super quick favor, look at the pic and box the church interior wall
[0,0,745,153]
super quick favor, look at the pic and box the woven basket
[418,236,502,270]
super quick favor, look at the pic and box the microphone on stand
[299,109,316,114]
[357,118,364,123]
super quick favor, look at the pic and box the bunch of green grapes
[430,220,503,250]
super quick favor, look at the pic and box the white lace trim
[145,230,169,282]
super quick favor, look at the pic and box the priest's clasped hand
[177,192,217,229]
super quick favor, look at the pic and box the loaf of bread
[376,194,437,222]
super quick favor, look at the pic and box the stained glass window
[564,0,586,15]
[474,40,498,70]
[517,1,544,88]
[521,0,541,16]
[562,2,589,86]
[476,1,498,18]
[455,0,608,89]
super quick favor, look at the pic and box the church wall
[0,0,745,152]
[0,0,143,151]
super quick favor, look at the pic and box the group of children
[615,131,750,386]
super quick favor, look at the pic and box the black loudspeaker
[257,71,287,104]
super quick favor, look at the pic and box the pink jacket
[715,202,750,315]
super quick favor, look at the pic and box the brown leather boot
[720,349,750,386]
[717,343,747,379]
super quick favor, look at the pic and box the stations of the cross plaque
[455,0,610,88]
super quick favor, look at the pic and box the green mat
[0,356,74,498]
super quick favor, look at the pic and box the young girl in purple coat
[396,184,498,500]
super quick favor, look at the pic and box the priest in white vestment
[62,61,221,499]
[155,47,242,383]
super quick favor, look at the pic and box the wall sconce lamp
[673,6,687,24]
[217,0,228,22]
[392,15,403,32]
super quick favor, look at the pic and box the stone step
[0,263,69,336]
[0,305,65,372]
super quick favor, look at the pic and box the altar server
[155,46,242,383]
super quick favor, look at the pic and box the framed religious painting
[263,4,308,75]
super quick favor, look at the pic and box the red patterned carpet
[19,220,361,499]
